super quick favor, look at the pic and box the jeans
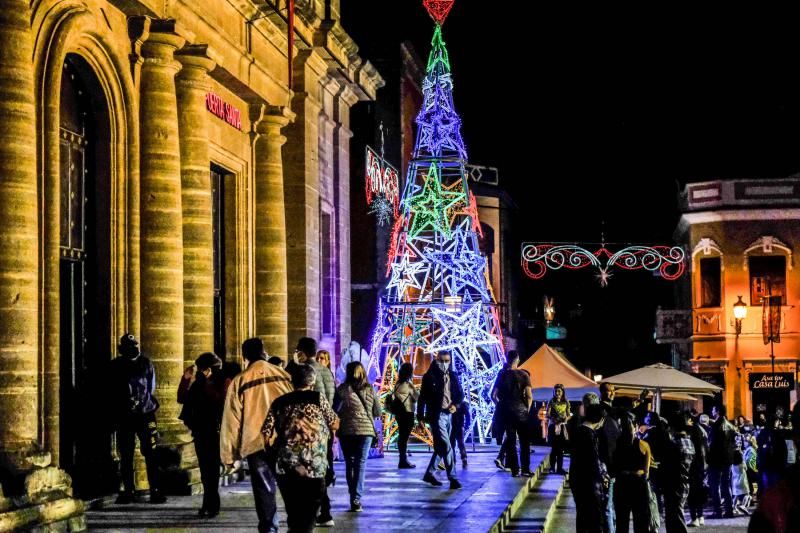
[614,474,651,533]
[247,450,279,533]
[426,412,456,479]
[194,431,221,513]
[502,417,531,473]
[708,466,733,516]
[663,482,689,533]
[117,412,161,494]
[277,474,324,533]
[339,435,372,502]
[605,477,616,533]
[396,412,415,465]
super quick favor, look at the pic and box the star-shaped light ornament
[428,304,501,362]
[423,0,455,25]
[388,253,426,300]
[407,163,463,239]
[368,195,394,226]
[596,267,613,288]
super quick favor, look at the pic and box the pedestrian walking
[390,362,419,469]
[450,398,471,468]
[107,334,166,504]
[177,352,230,517]
[333,361,381,512]
[547,384,572,474]
[613,412,654,533]
[262,364,339,533]
[497,358,533,476]
[302,341,337,528]
[221,338,292,533]
[707,404,737,519]
[417,351,464,489]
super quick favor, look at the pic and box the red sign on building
[206,92,242,130]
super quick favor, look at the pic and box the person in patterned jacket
[262,364,339,533]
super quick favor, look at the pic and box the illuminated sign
[206,92,242,130]
[749,372,794,391]
[365,145,400,225]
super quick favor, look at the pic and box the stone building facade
[0,0,381,529]
[662,177,800,420]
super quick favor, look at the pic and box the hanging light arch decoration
[521,243,686,286]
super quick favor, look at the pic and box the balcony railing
[657,306,796,342]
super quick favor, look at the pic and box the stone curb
[488,454,552,533]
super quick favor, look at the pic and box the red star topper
[423,0,455,25]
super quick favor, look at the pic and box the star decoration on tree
[388,253,426,299]
[368,195,394,226]
[428,304,500,359]
[407,163,463,239]
[427,229,489,299]
[423,0,455,25]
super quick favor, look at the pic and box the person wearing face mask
[417,351,464,489]
[108,333,166,504]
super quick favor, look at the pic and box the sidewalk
[87,445,547,532]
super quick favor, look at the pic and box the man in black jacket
[708,404,736,518]
[417,351,464,489]
[108,334,166,504]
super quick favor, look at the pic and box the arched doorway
[59,53,114,497]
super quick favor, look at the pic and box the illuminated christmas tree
[370,0,505,445]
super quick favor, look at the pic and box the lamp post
[733,295,748,335]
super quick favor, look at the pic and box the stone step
[498,458,569,533]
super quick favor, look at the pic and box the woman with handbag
[392,362,419,469]
[333,361,381,512]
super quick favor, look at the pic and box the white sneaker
[688,518,700,527]
[698,517,705,526]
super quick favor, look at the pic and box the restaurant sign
[748,372,795,391]
[206,92,242,130]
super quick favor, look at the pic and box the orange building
[664,177,800,421]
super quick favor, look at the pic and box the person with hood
[221,338,292,533]
[108,333,166,504]
[177,352,230,517]
[417,351,464,489]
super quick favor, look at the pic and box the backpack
[386,387,405,416]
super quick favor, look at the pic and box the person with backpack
[262,364,339,533]
[390,362,419,469]
[333,361,381,512]
[108,333,166,504]
[177,352,230,517]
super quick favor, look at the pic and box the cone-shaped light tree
[370,0,506,445]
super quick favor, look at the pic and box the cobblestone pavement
[87,445,547,532]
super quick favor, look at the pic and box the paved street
[87,445,547,532]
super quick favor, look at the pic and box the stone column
[253,106,293,357]
[284,50,327,346]
[0,0,40,467]
[176,45,216,366]
[137,20,187,438]
[0,4,85,531]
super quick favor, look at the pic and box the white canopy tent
[518,343,598,401]
[600,363,722,412]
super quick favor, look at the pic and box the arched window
[693,238,723,308]
[744,236,792,305]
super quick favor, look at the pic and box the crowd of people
[105,337,798,533]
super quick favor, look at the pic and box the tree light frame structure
[369,0,505,447]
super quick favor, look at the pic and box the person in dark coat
[570,403,609,533]
[178,352,230,517]
[417,351,464,489]
[661,413,695,533]
[108,333,166,504]
[686,412,709,527]
[708,404,737,518]
[497,365,533,476]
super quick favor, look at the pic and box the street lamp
[733,295,748,335]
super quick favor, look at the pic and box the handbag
[352,385,379,448]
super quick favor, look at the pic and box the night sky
[342,3,800,373]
